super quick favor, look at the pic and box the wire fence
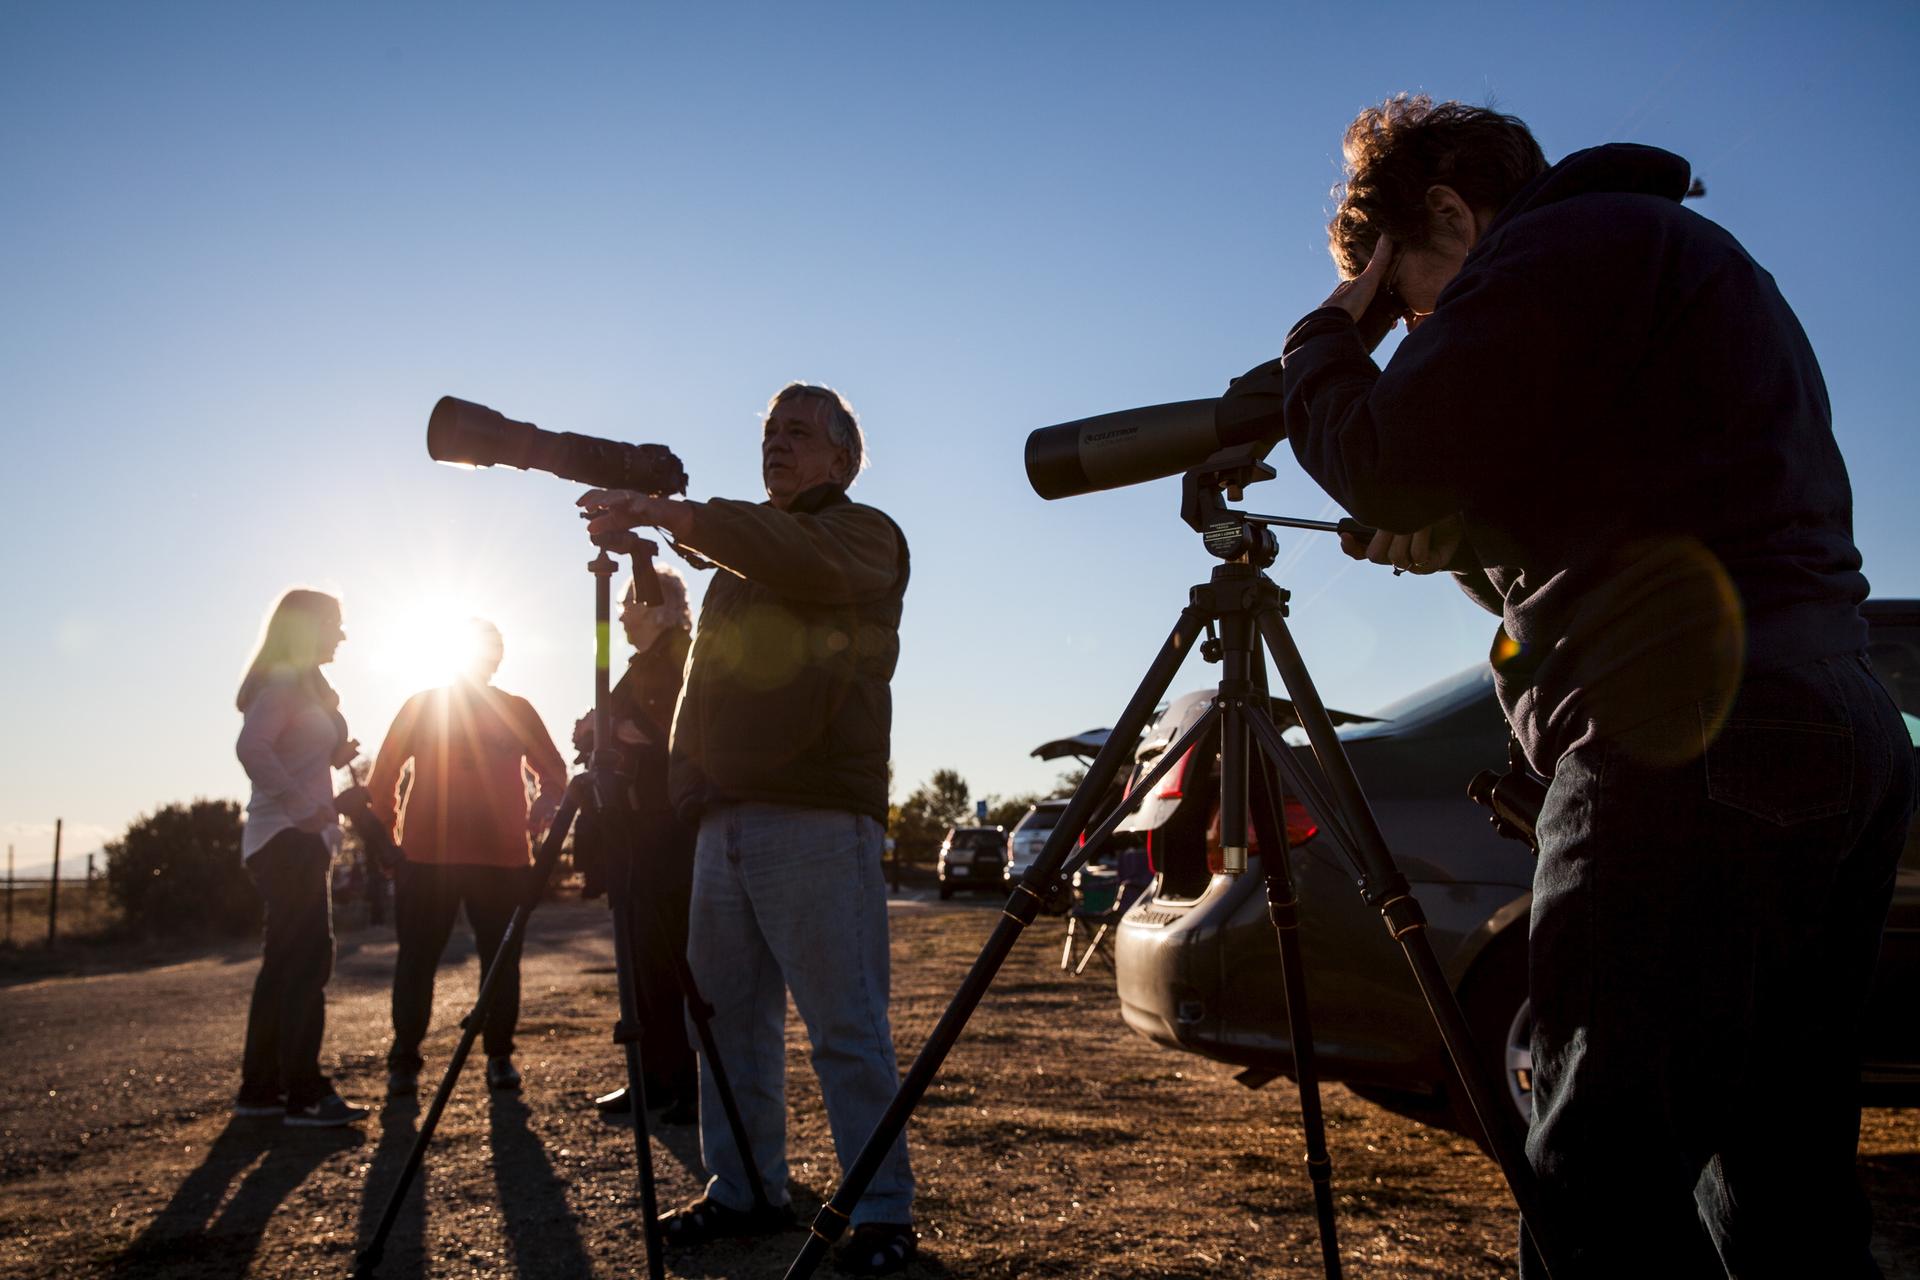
[1,871,119,947]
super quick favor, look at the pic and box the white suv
[1004,798,1072,886]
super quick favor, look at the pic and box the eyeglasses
[1380,270,1411,322]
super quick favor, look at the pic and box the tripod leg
[781,606,1210,1280]
[1060,915,1077,971]
[1217,584,1342,1276]
[601,820,666,1280]
[1245,707,1342,1278]
[1251,605,1561,1275]
[657,911,774,1211]
[355,789,580,1277]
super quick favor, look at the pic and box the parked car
[1111,599,1920,1136]
[1006,798,1071,887]
[937,826,1007,899]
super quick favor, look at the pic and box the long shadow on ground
[105,1117,363,1279]
[353,1097,427,1280]
[489,1095,594,1275]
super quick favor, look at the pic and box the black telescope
[1023,358,1288,500]
[428,396,689,497]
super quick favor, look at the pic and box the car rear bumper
[939,862,1004,880]
[1114,891,1216,1053]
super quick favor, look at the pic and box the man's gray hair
[767,382,867,484]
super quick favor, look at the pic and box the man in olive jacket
[580,383,916,1275]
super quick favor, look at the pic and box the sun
[366,596,492,693]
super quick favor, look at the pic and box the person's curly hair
[1329,95,1547,278]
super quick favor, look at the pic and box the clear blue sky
[4,2,1917,874]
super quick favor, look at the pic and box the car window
[1017,805,1064,832]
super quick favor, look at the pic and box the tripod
[354,536,769,1279]
[784,453,1564,1279]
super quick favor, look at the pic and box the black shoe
[285,1094,370,1127]
[594,1086,632,1115]
[485,1056,522,1092]
[231,1092,286,1119]
[656,1195,794,1247]
[833,1222,918,1275]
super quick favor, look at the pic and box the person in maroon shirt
[368,618,568,1094]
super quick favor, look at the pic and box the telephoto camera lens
[428,396,689,497]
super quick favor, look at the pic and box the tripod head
[1181,444,1377,568]
[1181,445,1282,568]
[589,528,664,607]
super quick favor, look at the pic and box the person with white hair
[576,562,701,1124]
[579,382,917,1275]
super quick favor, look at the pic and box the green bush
[104,799,258,938]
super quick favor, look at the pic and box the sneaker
[386,1070,418,1097]
[594,1085,632,1115]
[485,1055,522,1092]
[285,1093,370,1127]
[231,1093,285,1118]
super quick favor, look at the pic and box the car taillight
[1283,797,1318,846]
[1203,795,1319,874]
[1145,827,1158,875]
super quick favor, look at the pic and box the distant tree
[892,768,972,864]
[1052,767,1087,797]
[924,769,972,824]
[104,799,258,938]
[981,792,1044,830]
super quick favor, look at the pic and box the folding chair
[1059,865,1148,975]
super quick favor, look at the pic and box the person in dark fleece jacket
[578,382,916,1277]
[1268,96,1914,1278]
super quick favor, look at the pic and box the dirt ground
[2,892,1915,1279]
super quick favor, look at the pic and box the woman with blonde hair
[232,588,368,1127]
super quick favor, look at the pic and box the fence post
[47,819,62,948]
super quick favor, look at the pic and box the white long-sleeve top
[236,671,342,859]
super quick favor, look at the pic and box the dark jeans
[1521,654,1916,1279]
[241,829,336,1108]
[617,832,697,1108]
[388,861,528,1071]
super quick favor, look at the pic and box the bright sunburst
[365,596,493,693]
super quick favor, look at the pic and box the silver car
[1005,799,1071,890]
[1111,598,1920,1135]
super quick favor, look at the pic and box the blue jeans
[1521,654,1914,1278]
[687,803,914,1224]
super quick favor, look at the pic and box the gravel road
[2,893,1914,1278]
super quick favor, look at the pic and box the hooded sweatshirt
[1270,144,1867,773]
